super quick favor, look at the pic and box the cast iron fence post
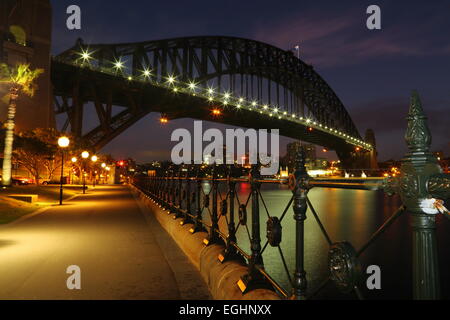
[384,90,450,300]
[182,166,193,225]
[164,171,169,208]
[219,165,244,263]
[205,165,222,245]
[290,146,310,300]
[191,165,206,234]
[170,168,176,212]
[238,164,272,293]
[174,167,183,219]
[402,91,441,299]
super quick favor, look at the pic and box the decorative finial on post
[294,145,308,177]
[398,90,446,300]
[405,90,432,154]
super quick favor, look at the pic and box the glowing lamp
[114,60,124,70]
[160,117,169,124]
[57,136,70,148]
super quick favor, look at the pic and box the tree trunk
[2,85,20,186]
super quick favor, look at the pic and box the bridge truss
[52,36,373,165]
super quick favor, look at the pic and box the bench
[7,194,38,203]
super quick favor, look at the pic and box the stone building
[0,0,54,131]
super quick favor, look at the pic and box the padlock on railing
[266,216,282,247]
[238,204,247,226]
[203,194,210,208]
[220,199,227,216]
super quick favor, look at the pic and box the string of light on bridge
[69,50,373,152]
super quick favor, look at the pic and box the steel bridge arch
[52,36,373,167]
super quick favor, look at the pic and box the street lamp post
[71,157,77,184]
[57,136,70,205]
[101,163,106,184]
[81,151,89,194]
[91,155,98,187]
[105,166,111,184]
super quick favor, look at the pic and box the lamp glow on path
[82,151,89,159]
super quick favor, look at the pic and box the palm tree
[0,63,43,186]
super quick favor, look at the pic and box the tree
[0,63,43,186]
[12,128,88,185]
[13,133,51,184]
[30,128,61,181]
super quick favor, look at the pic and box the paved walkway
[0,186,210,300]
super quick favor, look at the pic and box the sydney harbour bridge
[51,36,376,169]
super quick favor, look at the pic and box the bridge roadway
[0,186,210,299]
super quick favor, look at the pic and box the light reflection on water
[198,182,450,299]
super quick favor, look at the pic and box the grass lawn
[0,185,84,224]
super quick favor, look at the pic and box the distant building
[203,154,212,165]
[315,158,329,170]
[433,151,444,161]
[0,0,54,131]
[279,167,289,178]
[304,144,317,163]
[285,142,316,172]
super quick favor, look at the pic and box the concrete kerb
[130,184,281,300]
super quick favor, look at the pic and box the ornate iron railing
[133,91,449,300]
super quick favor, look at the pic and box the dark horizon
[51,0,450,163]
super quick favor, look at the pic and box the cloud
[136,150,172,161]
[252,7,450,68]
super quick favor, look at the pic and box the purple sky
[51,0,450,162]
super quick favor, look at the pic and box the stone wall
[131,185,281,300]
